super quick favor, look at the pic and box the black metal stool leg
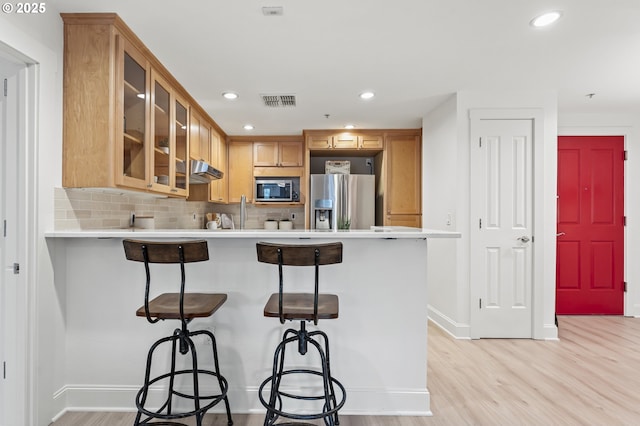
[202,328,234,426]
[135,333,178,424]
[135,328,232,426]
[259,322,346,426]
[311,330,340,426]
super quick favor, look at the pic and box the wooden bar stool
[256,242,346,426]
[123,239,233,426]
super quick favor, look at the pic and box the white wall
[424,90,559,340]
[422,95,464,335]
[0,10,64,426]
[559,112,640,317]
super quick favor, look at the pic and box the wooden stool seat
[137,293,228,320]
[264,293,338,321]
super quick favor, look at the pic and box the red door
[556,136,624,314]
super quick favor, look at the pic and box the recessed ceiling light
[344,124,355,129]
[222,92,239,100]
[243,124,254,131]
[359,91,375,100]
[530,11,562,27]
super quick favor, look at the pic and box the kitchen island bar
[45,229,459,417]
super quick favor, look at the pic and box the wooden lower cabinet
[385,214,422,228]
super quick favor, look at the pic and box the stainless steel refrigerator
[310,174,375,230]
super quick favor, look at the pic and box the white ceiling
[50,0,640,135]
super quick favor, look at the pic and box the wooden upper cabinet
[228,141,254,203]
[189,110,211,163]
[119,42,150,190]
[148,70,189,197]
[62,16,150,190]
[253,142,279,166]
[279,142,304,166]
[253,141,303,167]
[358,134,384,150]
[333,133,359,149]
[306,134,333,150]
[305,131,383,151]
[209,133,227,203]
[61,13,227,198]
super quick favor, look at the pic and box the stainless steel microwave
[255,179,293,202]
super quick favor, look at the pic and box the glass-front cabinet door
[174,97,189,196]
[118,42,149,190]
[151,72,172,193]
[150,70,189,196]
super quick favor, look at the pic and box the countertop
[44,227,461,239]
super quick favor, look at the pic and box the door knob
[556,232,566,237]
[518,236,530,243]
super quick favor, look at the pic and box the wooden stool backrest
[123,239,209,263]
[256,242,342,266]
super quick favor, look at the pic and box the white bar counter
[45,228,459,416]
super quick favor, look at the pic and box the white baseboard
[427,306,471,339]
[626,303,640,318]
[52,384,432,418]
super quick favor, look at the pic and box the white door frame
[0,42,34,426]
[469,108,546,339]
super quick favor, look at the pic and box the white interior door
[470,118,534,338]
[0,53,24,426]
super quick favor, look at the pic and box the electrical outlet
[290,213,296,220]
[129,211,135,227]
[192,212,197,221]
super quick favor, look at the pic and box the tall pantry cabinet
[62,14,193,197]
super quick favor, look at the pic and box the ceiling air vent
[261,94,297,108]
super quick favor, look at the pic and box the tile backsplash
[54,188,305,230]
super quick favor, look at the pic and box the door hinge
[624,282,627,292]
[624,150,628,161]
[479,218,482,229]
[3,78,6,97]
[3,219,6,237]
[479,298,482,309]
[3,361,5,379]
[479,137,482,148]
[13,263,19,274]
[624,216,627,226]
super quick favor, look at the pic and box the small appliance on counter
[278,219,293,230]
[206,213,234,230]
[134,216,155,229]
[264,220,278,230]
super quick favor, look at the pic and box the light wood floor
[52,316,640,425]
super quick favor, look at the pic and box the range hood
[178,160,224,184]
